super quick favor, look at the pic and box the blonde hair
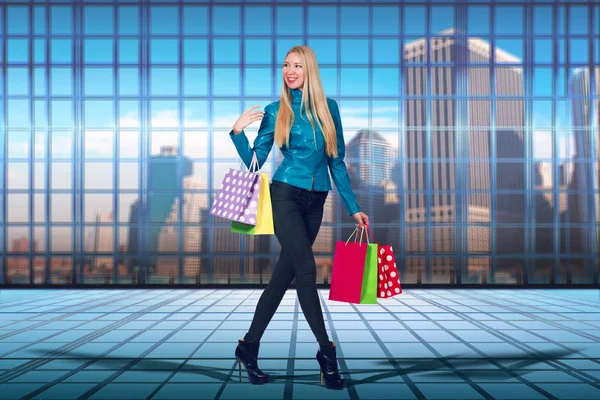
[274,46,338,158]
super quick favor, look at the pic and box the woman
[228,45,369,390]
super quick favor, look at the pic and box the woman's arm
[229,104,275,170]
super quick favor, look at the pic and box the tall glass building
[1,0,599,286]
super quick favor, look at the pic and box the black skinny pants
[244,180,330,346]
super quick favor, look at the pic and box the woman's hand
[352,211,369,229]
[232,106,264,135]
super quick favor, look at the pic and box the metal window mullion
[489,1,497,283]
[1,1,6,285]
[178,3,183,284]
[29,3,35,284]
[239,3,245,281]
[398,4,406,283]
[586,1,597,281]
[113,2,119,285]
[523,2,533,283]
[45,0,51,285]
[141,2,149,284]
[207,3,214,281]
[425,4,432,283]
[552,1,561,282]
[74,0,82,286]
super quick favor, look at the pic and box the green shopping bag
[359,243,379,304]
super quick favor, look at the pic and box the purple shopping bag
[210,153,261,226]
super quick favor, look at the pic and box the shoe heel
[320,370,323,385]
[237,358,243,382]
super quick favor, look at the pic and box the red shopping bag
[329,228,369,304]
[377,246,402,298]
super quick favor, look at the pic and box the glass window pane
[308,39,337,65]
[34,131,48,158]
[213,101,239,130]
[85,162,114,190]
[8,6,29,35]
[245,39,272,65]
[341,68,369,96]
[84,39,114,64]
[495,39,523,63]
[8,194,29,223]
[534,39,553,64]
[277,39,301,65]
[495,6,523,35]
[8,131,30,159]
[84,6,114,35]
[569,6,588,35]
[150,131,179,157]
[468,6,489,35]
[35,101,47,129]
[51,163,72,191]
[151,39,179,64]
[213,39,240,64]
[119,39,139,64]
[51,39,72,64]
[85,68,114,97]
[7,163,29,191]
[51,100,73,128]
[373,100,399,129]
[431,6,454,34]
[150,68,178,96]
[372,6,399,36]
[119,131,140,159]
[119,6,140,36]
[118,68,140,96]
[183,100,208,128]
[341,7,368,35]
[213,7,240,35]
[150,7,179,35]
[85,100,114,128]
[50,67,72,96]
[373,39,399,65]
[7,68,29,96]
[84,131,114,158]
[51,228,72,252]
[320,67,337,97]
[34,39,45,64]
[119,162,139,190]
[373,68,399,96]
[51,6,73,35]
[533,6,552,35]
[245,68,271,97]
[183,6,208,35]
[183,68,208,97]
[34,161,46,190]
[341,40,368,64]
[277,6,303,35]
[8,100,30,128]
[8,39,29,64]
[533,68,553,97]
[34,6,46,35]
[570,39,588,64]
[308,7,337,35]
[34,68,46,97]
[183,39,208,64]
[404,6,426,35]
[34,193,45,222]
[51,131,73,159]
[245,6,271,35]
[150,101,178,129]
[183,131,208,159]
[213,68,240,96]
[51,194,72,223]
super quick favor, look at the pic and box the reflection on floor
[1,289,600,399]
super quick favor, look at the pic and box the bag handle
[345,227,367,246]
[363,225,376,244]
[239,152,259,173]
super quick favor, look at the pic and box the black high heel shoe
[316,341,344,390]
[235,339,269,384]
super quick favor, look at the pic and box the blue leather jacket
[229,88,360,216]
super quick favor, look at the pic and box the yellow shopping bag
[231,173,274,235]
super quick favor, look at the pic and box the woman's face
[282,52,305,90]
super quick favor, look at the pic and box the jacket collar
[290,88,303,104]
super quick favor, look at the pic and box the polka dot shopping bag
[377,245,402,298]
[210,153,261,226]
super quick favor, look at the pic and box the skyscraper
[401,29,526,280]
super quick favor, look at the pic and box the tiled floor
[0,289,599,399]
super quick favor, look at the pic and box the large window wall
[1,0,599,286]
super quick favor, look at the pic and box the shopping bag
[377,245,403,298]
[329,228,369,304]
[359,241,379,304]
[210,153,260,226]
[231,172,274,235]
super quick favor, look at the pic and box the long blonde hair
[274,46,338,158]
